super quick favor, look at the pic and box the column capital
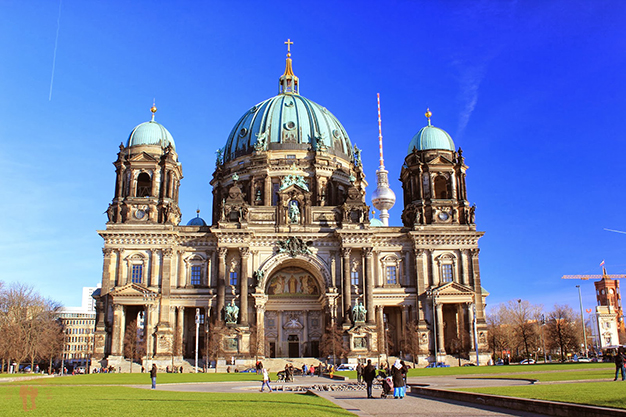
[239,247,250,258]
[163,248,174,257]
[218,247,228,258]
[364,247,373,257]
[342,247,352,258]
[103,248,114,257]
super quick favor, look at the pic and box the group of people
[359,359,408,399]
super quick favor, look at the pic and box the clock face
[438,212,449,221]
[135,209,146,220]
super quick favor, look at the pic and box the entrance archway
[264,266,325,358]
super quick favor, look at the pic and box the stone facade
[94,52,490,367]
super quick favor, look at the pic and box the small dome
[407,125,454,153]
[370,218,385,227]
[222,93,352,163]
[128,120,175,150]
[186,216,207,226]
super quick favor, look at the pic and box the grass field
[0,385,352,417]
[0,371,278,385]
[458,381,626,409]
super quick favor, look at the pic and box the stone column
[159,249,172,323]
[303,310,309,356]
[401,305,409,331]
[145,305,153,359]
[217,248,227,322]
[277,311,283,357]
[377,305,385,354]
[264,175,272,206]
[461,250,469,286]
[342,248,352,325]
[178,250,185,288]
[331,255,336,288]
[467,302,476,351]
[176,307,185,356]
[470,249,484,321]
[436,303,444,353]
[239,248,250,325]
[111,304,123,356]
[254,296,267,358]
[205,257,211,287]
[102,248,114,295]
[116,249,123,287]
[364,247,375,324]
[415,249,425,321]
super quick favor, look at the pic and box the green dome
[127,120,175,150]
[407,124,454,153]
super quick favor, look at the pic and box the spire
[371,93,396,226]
[279,38,299,94]
[150,100,157,122]
[425,108,432,126]
[377,93,385,170]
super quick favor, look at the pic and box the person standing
[363,359,376,399]
[391,360,406,399]
[615,348,625,381]
[260,367,273,392]
[356,362,363,384]
[150,364,157,389]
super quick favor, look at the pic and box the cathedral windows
[191,266,202,286]
[381,255,402,286]
[229,272,238,286]
[386,266,397,285]
[436,253,456,284]
[351,271,359,286]
[136,172,152,197]
[131,264,143,284]
[441,264,453,283]
[433,175,449,199]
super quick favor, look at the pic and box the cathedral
[93,43,490,368]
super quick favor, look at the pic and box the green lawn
[474,369,614,382]
[458,381,626,409]
[0,385,352,417]
[0,371,278,385]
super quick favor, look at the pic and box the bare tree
[546,304,580,362]
[207,322,228,369]
[320,324,348,364]
[123,320,146,373]
[400,320,421,365]
[486,306,512,361]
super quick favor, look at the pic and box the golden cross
[284,38,293,54]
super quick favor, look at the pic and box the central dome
[223,94,353,163]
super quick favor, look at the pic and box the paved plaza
[141,375,548,416]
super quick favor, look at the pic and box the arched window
[137,172,152,197]
[434,175,449,199]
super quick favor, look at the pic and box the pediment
[279,183,310,195]
[110,283,157,298]
[434,281,475,296]
[426,155,454,165]
[129,152,159,163]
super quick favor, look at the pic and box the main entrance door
[288,335,299,358]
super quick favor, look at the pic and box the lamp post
[576,285,588,356]
[540,314,547,363]
[472,303,479,366]
[195,308,203,374]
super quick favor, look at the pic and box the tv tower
[371,93,396,226]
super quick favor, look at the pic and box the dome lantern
[279,38,299,95]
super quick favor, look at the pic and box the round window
[284,121,296,130]
[239,128,248,137]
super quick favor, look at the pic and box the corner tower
[106,105,183,225]
[400,109,473,227]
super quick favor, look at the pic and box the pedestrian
[260,367,273,392]
[391,359,406,399]
[363,359,376,399]
[302,364,307,377]
[356,362,363,384]
[615,348,625,381]
[150,364,157,389]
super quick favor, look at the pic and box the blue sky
[1,0,625,316]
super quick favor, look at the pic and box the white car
[335,364,356,371]
[577,357,591,363]
[520,359,535,365]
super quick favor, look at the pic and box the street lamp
[472,303,479,366]
[576,285,588,356]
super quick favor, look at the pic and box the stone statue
[352,302,367,322]
[288,200,300,224]
[253,269,265,289]
[469,204,476,224]
[353,145,362,168]
[225,300,239,324]
[215,148,224,167]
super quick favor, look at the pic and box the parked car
[425,362,450,368]
[335,364,356,371]
[577,357,591,363]
[520,359,536,365]
[462,363,476,366]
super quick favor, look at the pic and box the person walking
[391,359,406,399]
[150,364,157,389]
[260,367,273,392]
[615,348,625,381]
[356,362,363,384]
[363,359,376,399]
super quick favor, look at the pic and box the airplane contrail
[49,0,62,101]
[604,228,626,235]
